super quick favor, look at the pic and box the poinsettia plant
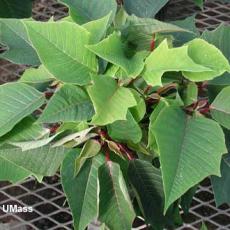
[0,0,230,229]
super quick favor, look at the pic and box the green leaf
[58,0,117,24]
[124,0,169,18]
[0,19,40,65]
[143,40,210,86]
[0,157,32,183]
[211,155,230,206]
[52,127,95,147]
[200,222,208,230]
[75,140,101,176]
[171,15,199,46]
[0,0,32,18]
[201,24,230,85]
[148,99,169,153]
[88,76,137,125]
[38,84,94,123]
[0,145,66,176]
[24,21,97,85]
[87,32,145,77]
[180,184,198,214]
[0,83,45,137]
[194,0,203,8]
[211,86,230,129]
[9,132,60,151]
[0,117,49,145]
[107,111,142,143]
[183,82,198,106]
[129,89,146,122]
[19,65,55,84]
[61,149,104,230]
[183,39,230,81]
[152,106,226,212]
[98,162,135,230]
[128,160,174,229]
[122,15,189,51]
[83,13,111,44]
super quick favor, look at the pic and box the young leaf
[211,86,230,129]
[88,76,137,125]
[38,84,94,123]
[183,82,198,106]
[128,160,175,229]
[61,149,104,230]
[0,0,32,18]
[24,21,97,85]
[0,117,49,145]
[0,145,66,176]
[0,83,45,137]
[143,40,210,86]
[75,140,101,176]
[52,127,95,147]
[87,32,146,77]
[211,155,230,206]
[9,132,60,151]
[152,106,226,212]
[107,111,142,143]
[98,162,135,230]
[0,19,40,65]
[124,0,169,18]
[19,65,55,84]
[58,0,117,24]
[183,39,230,81]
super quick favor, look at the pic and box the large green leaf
[0,19,40,65]
[0,83,45,137]
[0,0,32,18]
[0,145,66,176]
[143,40,210,86]
[19,65,55,84]
[58,0,117,24]
[183,39,230,81]
[87,76,137,125]
[61,149,104,230]
[124,0,169,18]
[201,24,230,85]
[107,111,142,143]
[75,140,101,176]
[38,84,94,123]
[24,21,97,85]
[0,157,32,183]
[152,106,226,212]
[87,32,145,77]
[211,86,230,129]
[98,162,135,230]
[128,160,176,229]
[211,155,230,206]
[0,117,49,145]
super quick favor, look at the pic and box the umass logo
[1,204,33,213]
